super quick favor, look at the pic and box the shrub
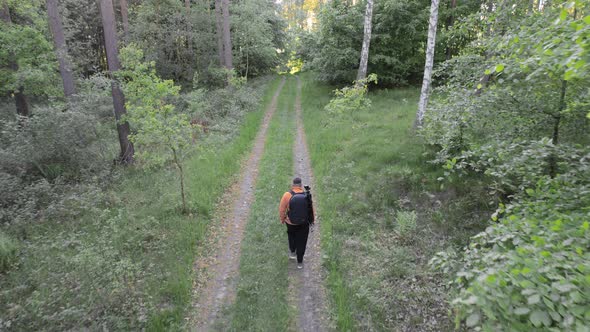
[324,74,377,120]
[432,158,590,330]
[0,231,18,272]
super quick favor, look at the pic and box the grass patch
[299,72,491,331]
[219,76,298,331]
[0,231,18,273]
[0,77,283,331]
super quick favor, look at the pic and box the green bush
[432,159,590,330]
[0,231,18,272]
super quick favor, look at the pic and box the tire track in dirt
[289,76,329,332]
[189,77,286,331]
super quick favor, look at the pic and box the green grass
[299,72,491,331]
[219,76,298,331]
[0,76,283,331]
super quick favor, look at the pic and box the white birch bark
[415,0,440,128]
[356,0,374,84]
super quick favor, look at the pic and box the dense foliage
[0,0,284,329]
[297,0,481,86]
[424,0,590,329]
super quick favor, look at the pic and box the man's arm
[278,192,291,224]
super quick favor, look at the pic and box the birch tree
[356,0,374,84]
[46,0,76,99]
[100,0,134,164]
[415,0,440,128]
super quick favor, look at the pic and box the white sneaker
[289,251,296,260]
[297,263,303,269]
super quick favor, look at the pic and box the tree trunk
[445,0,457,60]
[415,0,440,128]
[1,1,31,118]
[548,80,567,178]
[185,0,194,78]
[100,0,134,164]
[0,0,9,22]
[120,0,129,41]
[215,0,224,66]
[221,0,232,69]
[15,86,30,118]
[356,0,374,84]
[46,0,76,99]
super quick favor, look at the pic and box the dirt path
[189,78,286,331]
[288,76,330,332]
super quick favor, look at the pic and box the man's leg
[286,224,296,254]
[295,224,310,264]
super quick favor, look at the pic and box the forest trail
[189,77,286,331]
[288,76,329,332]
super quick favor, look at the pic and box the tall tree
[120,0,129,41]
[46,0,76,99]
[221,0,232,69]
[184,0,194,77]
[99,0,134,164]
[356,0,374,83]
[1,1,30,117]
[445,0,457,60]
[415,0,440,127]
[215,0,224,66]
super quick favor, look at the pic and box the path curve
[289,76,329,332]
[189,78,286,331]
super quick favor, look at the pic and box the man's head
[292,177,302,187]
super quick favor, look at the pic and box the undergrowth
[0,76,282,331]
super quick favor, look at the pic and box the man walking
[279,177,315,269]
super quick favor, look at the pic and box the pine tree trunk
[221,0,232,69]
[0,0,9,23]
[356,0,374,84]
[1,1,31,118]
[100,0,134,164]
[46,0,76,99]
[415,0,440,128]
[15,86,30,118]
[120,0,129,41]
[215,0,224,67]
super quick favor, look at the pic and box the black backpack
[288,190,312,225]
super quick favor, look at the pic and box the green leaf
[560,10,568,22]
[466,312,481,327]
[485,69,492,75]
[583,15,590,24]
[528,294,541,305]
[530,310,551,327]
[495,64,505,73]
[515,307,530,315]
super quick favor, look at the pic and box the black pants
[286,223,310,263]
